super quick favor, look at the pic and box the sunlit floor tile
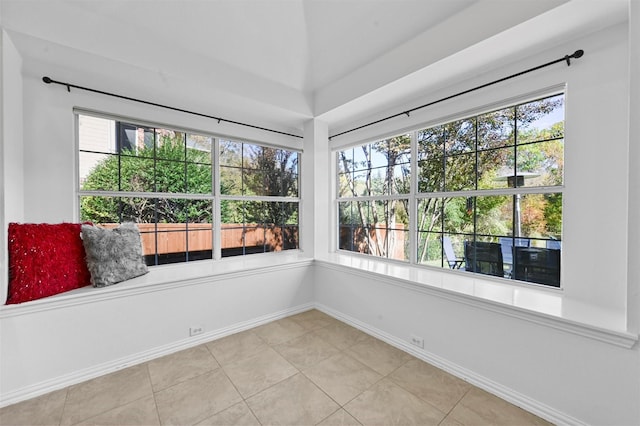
[317,408,363,426]
[60,364,152,425]
[76,396,159,426]
[147,344,219,391]
[154,369,242,426]
[344,378,446,426]
[389,358,471,413]
[274,331,341,370]
[246,373,339,426]
[252,317,308,345]
[195,401,260,426]
[222,346,298,398]
[205,330,268,366]
[303,352,382,406]
[345,336,413,376]
[0,388,67,426]
[447,387,552,426]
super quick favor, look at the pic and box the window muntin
[337,94,564,288]
[78,114,300,265]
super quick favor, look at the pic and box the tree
[338,135,411,258]
[80,133,213,224]
[413,97,564,263]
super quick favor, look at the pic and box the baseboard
[314,303,587,426]
[0,302,315,408]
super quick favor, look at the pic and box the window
[338,136,411,261]
[337,93,564,287]
[78,113,300,265]
[219,140,299,257]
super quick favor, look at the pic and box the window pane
[417,198,443,265]
[79,152,118,191]
[339,201,366,253]
[418,157,444,193]
[187,134,213,164]
[338,172,353,198]
[243,169,266,195]
[155,131,186,161]
[477,147,514,189]
[220,166,242,195]
[369,166,387,196]
[369,143,388,168]
[352,145,370,171]
[186,163,213,194]
[285,173,299,197]
[391,163,411,195]
[155,160,186,193]
[221,200,298,257]
[119,157,155,192]
[516,140,564,187]
[352,171,369,197]
[417,231,443,267]
[517,94,564,144]
[242,143,261,169]
[338,149,354,174]
[79,115,117,153]
[443,197,474,236]
[220,140,242,166]
[417,126,444,161]
[80,195,120,224]
[475,195,512,239]
[445,153,475,191]
[477,108,514,149]
[444,119,475,154]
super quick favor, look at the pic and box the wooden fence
[101,223,297,254]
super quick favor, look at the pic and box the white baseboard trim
[314,303,587,426]
[0,302,315,408]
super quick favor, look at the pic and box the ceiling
[0,0,630,135]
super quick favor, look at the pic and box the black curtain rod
[329,49,584,140]
[42,76,304,139]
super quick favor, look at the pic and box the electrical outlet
[410,334,424,348]
[190,326,204,336]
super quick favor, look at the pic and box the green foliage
[80,134,213,224]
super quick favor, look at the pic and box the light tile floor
[0,310,552,425]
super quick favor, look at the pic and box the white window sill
[0,251,314,318]
[315,253,638,348]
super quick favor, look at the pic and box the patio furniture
[513,247,561,287]
[499,237,530,277]
[442,236,464,269]
[546,239,561,250]
[464,241,504,277]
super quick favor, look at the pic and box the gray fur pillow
[81,223,148,287]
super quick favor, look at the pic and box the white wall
[0,263,314,405]
[0,30,24,305]
[627,0,640,335]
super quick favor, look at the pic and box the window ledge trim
[0,252,313,319]
[315,254,638,348]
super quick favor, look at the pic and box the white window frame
[75,109,301,265]
[334,90,565,288]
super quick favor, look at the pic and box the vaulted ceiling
[0,0,629,135]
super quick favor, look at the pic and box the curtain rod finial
[42,76,52,84]
[573,49,584,58]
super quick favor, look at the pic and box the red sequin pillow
[6,223,92,304]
